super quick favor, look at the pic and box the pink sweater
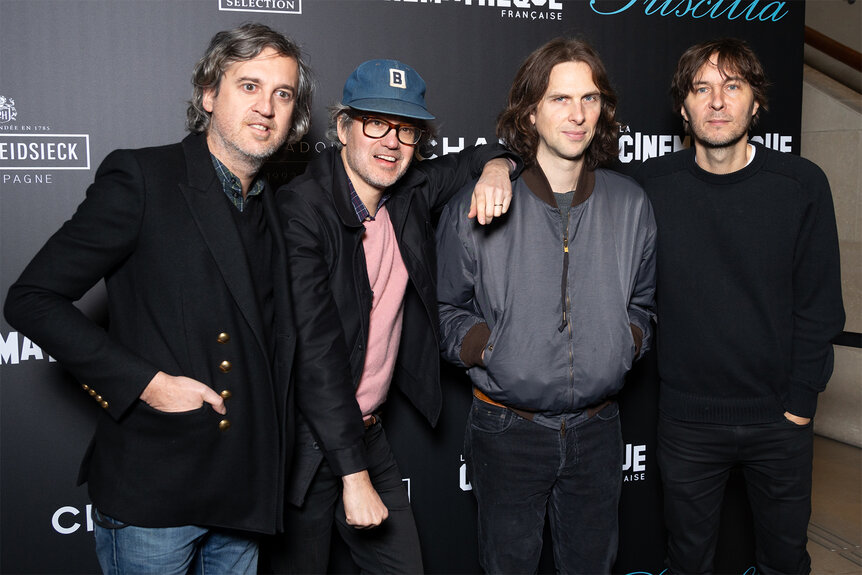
[355,205,409,418]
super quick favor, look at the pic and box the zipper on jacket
[561,211,576,407]
[567,289,575,402]
[558,221,569,333]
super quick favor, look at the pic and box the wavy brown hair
[671,38,769,128]
[496,38,619,170]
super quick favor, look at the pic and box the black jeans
[465,397,623,574]
[268,421,422,574]
[657,414,814,575]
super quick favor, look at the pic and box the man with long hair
[437,38,656,573]
[638,39,844,574]
[4,23,312,573]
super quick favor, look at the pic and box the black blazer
[4,133,295,534]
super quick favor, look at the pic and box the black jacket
[278,145,514,502]
[4,133,295,533]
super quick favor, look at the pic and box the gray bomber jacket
[437,165,656,414]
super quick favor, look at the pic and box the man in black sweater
[638,39,844,574]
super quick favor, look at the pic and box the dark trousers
[657,414,814,575]
[267,421,423,574]
[465,397,623,574]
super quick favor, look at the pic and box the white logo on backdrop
[0,96,17,124]
[385,0,563,21]
[0,332,56,365]
[219,0,301,15]
[52,505,94,535]
[459,454,472,491]
[618,125,795,163]
[623,443,647,482]
[0,134,90,170]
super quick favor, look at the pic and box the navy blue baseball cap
[342,59,435,121]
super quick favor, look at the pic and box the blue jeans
[657,414,814,575]
[465,397,623,574]
[93,510,258,575]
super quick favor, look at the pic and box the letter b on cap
[390,69,406,89]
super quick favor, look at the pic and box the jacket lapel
[324,148,365,229]
[178,134,267,354]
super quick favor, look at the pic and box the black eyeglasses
[359,116,424,146]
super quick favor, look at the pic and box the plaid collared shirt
[211,154,265,212]
[348,177,390,222]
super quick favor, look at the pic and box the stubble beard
[210,119,288,174]
[695,124,749,149]
[345,148,410,191]
[688,106,755,150]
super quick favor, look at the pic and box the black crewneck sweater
[638,143,844,424]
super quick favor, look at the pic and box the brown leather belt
[473,387,612,421]
[363,414,379,429]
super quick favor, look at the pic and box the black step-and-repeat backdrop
[1,1,803,573]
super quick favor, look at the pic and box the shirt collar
[210,154,265,212]
[348,177,390,222]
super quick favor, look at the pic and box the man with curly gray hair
[5,22,311,574]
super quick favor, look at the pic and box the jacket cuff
[476,143,524,180]
[323,441,368,478]
[460,322,491,367]
[502,152,524,179]
[630,324,643,359]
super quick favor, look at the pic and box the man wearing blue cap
[266,59,519,573]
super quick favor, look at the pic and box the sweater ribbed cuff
[785,385,820,420]
[630,324,643,358]
[460,322,491,367]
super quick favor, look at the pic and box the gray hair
[186,22,314,145]
[325,104,353,146]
